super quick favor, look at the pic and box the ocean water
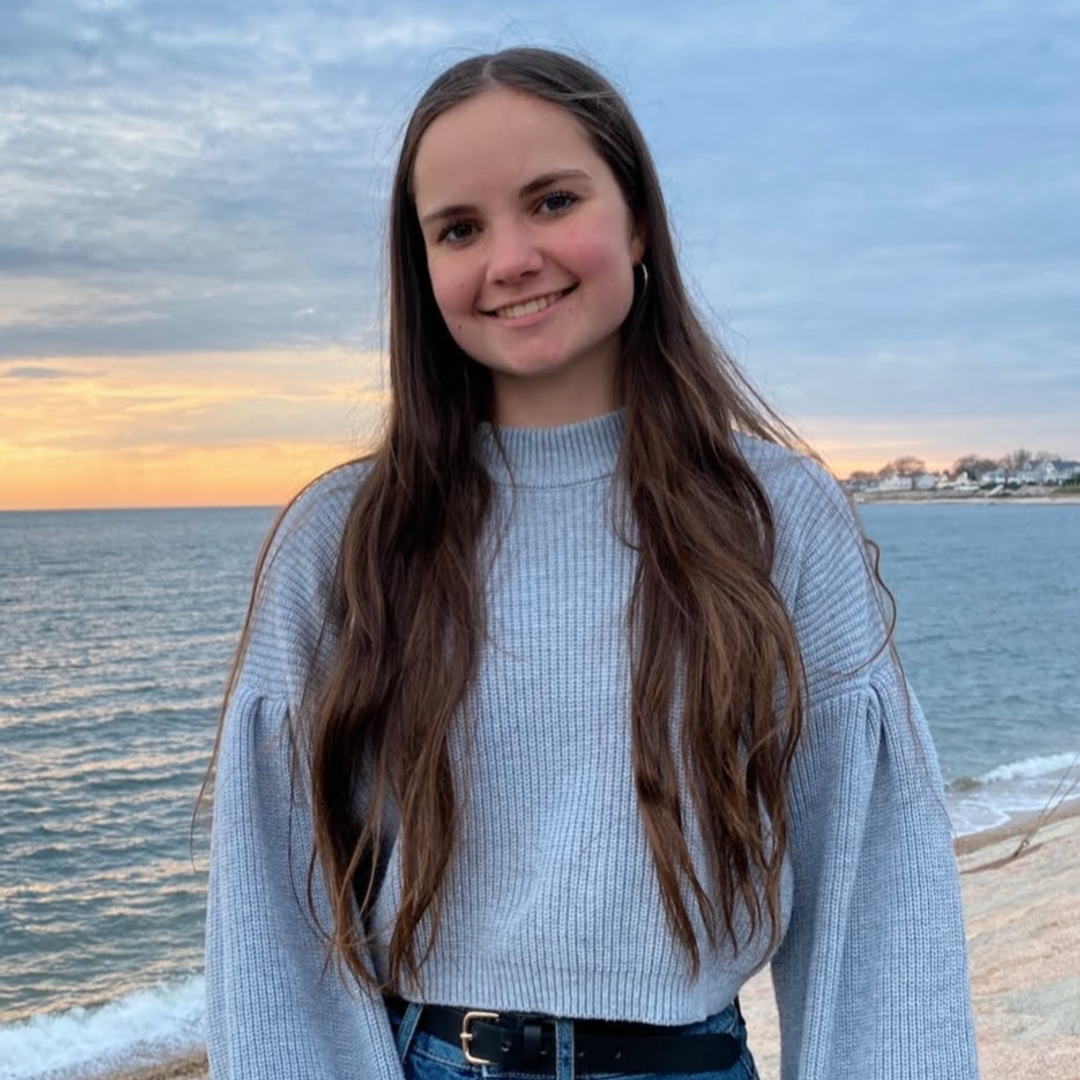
[1,502,1078,1078]
[862,503,1080,836]
[0,508,274,1079]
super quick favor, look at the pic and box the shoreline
[953,794,1080,858]
[80,799,1080,1080]
[855,492,1080,507]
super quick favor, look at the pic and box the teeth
[495,290,566,319]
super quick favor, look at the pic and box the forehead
[412,88,604,207]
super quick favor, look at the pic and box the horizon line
[0,502,282,515]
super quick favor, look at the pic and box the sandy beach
[738,801,1080,1080]
[99,804,1080,1080]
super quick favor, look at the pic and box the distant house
[1013,459,1080,485]
[914,473,937,491]
[873,473,915,491]
[937,471,979,492]
[1046,460,1080,483]
[980,469,1008,487]
[1027,460,1057,484]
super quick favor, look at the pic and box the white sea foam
[948,750,1080,836]
[0,976,204,1080]
[977,751,1080,785]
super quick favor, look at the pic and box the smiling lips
[486,285,577,320]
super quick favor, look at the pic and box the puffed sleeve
[205,686,404,1079]
[204,466,404,1078]
[767,467,979,1079]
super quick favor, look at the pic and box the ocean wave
[978,751,1080,785]
[948,751,1080,791]
[0,975,204,1080]
[946,750,1080,837]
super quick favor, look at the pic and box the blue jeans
[387,1001,760,1080]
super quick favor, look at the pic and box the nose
[485,219,543,285]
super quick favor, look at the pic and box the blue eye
[539,191,577,215]
[437,221,476,245]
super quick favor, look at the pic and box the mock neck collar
[477,409,624,487]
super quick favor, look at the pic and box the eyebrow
[419,169,593,227]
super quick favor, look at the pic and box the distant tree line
[845,448,1066,485]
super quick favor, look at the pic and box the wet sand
[98,803,1080,1080]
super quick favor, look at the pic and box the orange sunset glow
[1,345,965,511]
[0,348,389,510]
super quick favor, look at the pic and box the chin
[497,355,577,380]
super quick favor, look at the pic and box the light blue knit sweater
[204,410,978,1079]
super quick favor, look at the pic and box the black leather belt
[385,996,743,1074]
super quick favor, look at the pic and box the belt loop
[555,1016,575,1080]
[394,1000,425,1063]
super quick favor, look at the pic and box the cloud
[3,364,91,379]
[747,336,1080,452]
[1,0,1077,479]
[0,345,387,455]
[0,1,477,354]
[0,340,388,509]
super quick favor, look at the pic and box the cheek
[561,224,628,280]
[559,215,636,302]
[427,257,477,326]
[567,239,635,321]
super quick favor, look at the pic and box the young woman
[203,48,978,1080]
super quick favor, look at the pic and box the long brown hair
[204,47,867,994]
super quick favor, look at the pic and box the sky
[1,0,1078,509]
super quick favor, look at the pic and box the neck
[489,353,618,429]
